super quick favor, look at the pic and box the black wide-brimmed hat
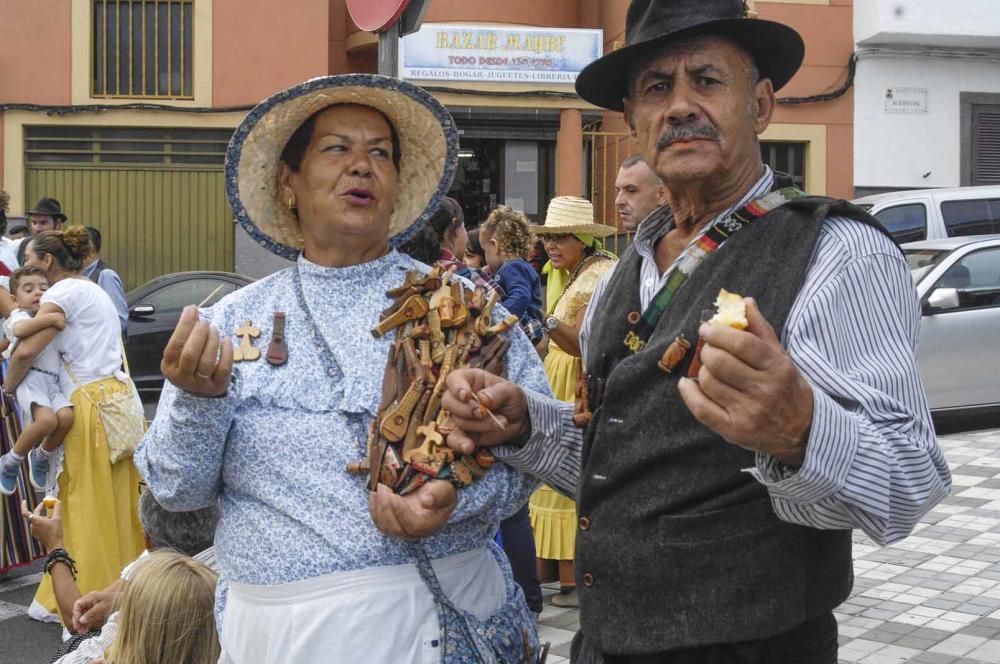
[576,0,804,111]
[25,197,67,222]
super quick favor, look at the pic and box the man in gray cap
[393,1,953,662]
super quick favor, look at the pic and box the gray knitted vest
[578,191,887,655]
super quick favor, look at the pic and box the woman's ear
[277,162,295,207]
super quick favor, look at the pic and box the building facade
[0,0,854,286]
[854,0,1000,196]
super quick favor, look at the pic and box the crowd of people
[0,1,956,663]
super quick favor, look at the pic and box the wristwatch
[544,315,559,331]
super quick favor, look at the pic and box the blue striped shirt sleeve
[751,225,951,545]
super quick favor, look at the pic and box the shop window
[760,141,806,189]
[92,0,194,98]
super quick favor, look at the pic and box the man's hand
[440,369,529,455]
[678,298,813,467]
[21,500,63,553]
[369,481,457,539]
[161,306,233,398]
[73,589,117,634]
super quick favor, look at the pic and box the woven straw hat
[226,75,459,260]
[535,196,617,238]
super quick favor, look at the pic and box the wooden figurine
[233,320,262,362]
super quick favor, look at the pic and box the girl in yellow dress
[531,196,616,608]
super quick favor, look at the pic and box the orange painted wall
[213,0,330,106]
[0,1,72,105]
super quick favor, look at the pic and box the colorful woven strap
[623,187,806,354]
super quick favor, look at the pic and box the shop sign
[884,87,928,114]
[399,23,603,84]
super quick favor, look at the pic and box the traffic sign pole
[378,22,401,77]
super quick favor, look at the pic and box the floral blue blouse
[135,251,549,589]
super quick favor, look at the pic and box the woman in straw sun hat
[135,75,548,663]
[529,196,616,608]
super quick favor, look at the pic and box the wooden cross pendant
[233,320,261,362]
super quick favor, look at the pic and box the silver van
[852,186,1000,244]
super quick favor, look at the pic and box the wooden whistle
[687,338,707,379]
[371,295,428,338]
[658,335,691,374]
[266,312,288,366]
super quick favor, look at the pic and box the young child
[0,266,73,494]
[480,207,545,344]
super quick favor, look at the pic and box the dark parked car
[125,271,254,400]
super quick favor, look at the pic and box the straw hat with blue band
[574,0,805,112]
[226,74,460,260]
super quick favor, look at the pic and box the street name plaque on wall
[885,87,929,114]
[346,0,411,32]
[399,23,603,84]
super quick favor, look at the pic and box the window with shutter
[972,106,1000,186]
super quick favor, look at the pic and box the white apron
[218,547,505,664]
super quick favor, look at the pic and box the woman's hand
[73,589,117,633]
[161,306,233,398]
[21,500,64,553]
[369,481,457,539]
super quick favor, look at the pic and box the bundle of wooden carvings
[347,265,519,496]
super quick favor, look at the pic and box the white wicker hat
[534,196,617,238]
[226,75,459,259]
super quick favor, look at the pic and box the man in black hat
[26,197,67,236]
[410,1,951,662]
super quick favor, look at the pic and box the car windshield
[903,248,949,284]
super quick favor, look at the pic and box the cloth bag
[63,350,145,464]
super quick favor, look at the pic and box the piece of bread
[42,496,58,512]
[711,289,749,330]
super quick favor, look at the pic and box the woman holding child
[4,227,144,622]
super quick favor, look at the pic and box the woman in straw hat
[135,75,548,663]
[530,196,616,608]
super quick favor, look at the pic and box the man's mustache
[656,123,719,149]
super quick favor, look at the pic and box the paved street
[3,427,1000,663]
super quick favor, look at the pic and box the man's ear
[752,78,776,134]
[623,98,639,138]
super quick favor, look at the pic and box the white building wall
[855,0,1000,49]
[854,53,1000,191]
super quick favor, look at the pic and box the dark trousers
[500,505,544,614]
[571,612,838,664]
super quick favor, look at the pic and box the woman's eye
[646,82,668,94]
[371,148,390,159]
[323,144,347,153]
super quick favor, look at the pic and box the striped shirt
[499,166,951,546]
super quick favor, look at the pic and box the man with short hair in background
[84,227,128,336]
[614,154,666,232]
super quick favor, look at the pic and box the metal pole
[378,22,400,77]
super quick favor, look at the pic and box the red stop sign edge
[346,0,412,33]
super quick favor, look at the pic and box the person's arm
[691,247,950,546]
[133,306,236,511]
[545,306,586,358]
[4,303,61,390]
[496,261,533,319]
[97,270,129,333]
[21,501,81,630]
[12,311,66,338]
[0,287,15,318]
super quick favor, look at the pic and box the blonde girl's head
[479,207,533,270]
[106,551,220,664]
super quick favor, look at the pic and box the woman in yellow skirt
[5,227,144,623]
[531,196,616,608]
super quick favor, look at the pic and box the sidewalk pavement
[3,428,1000,664]
[535,428,1000,664]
